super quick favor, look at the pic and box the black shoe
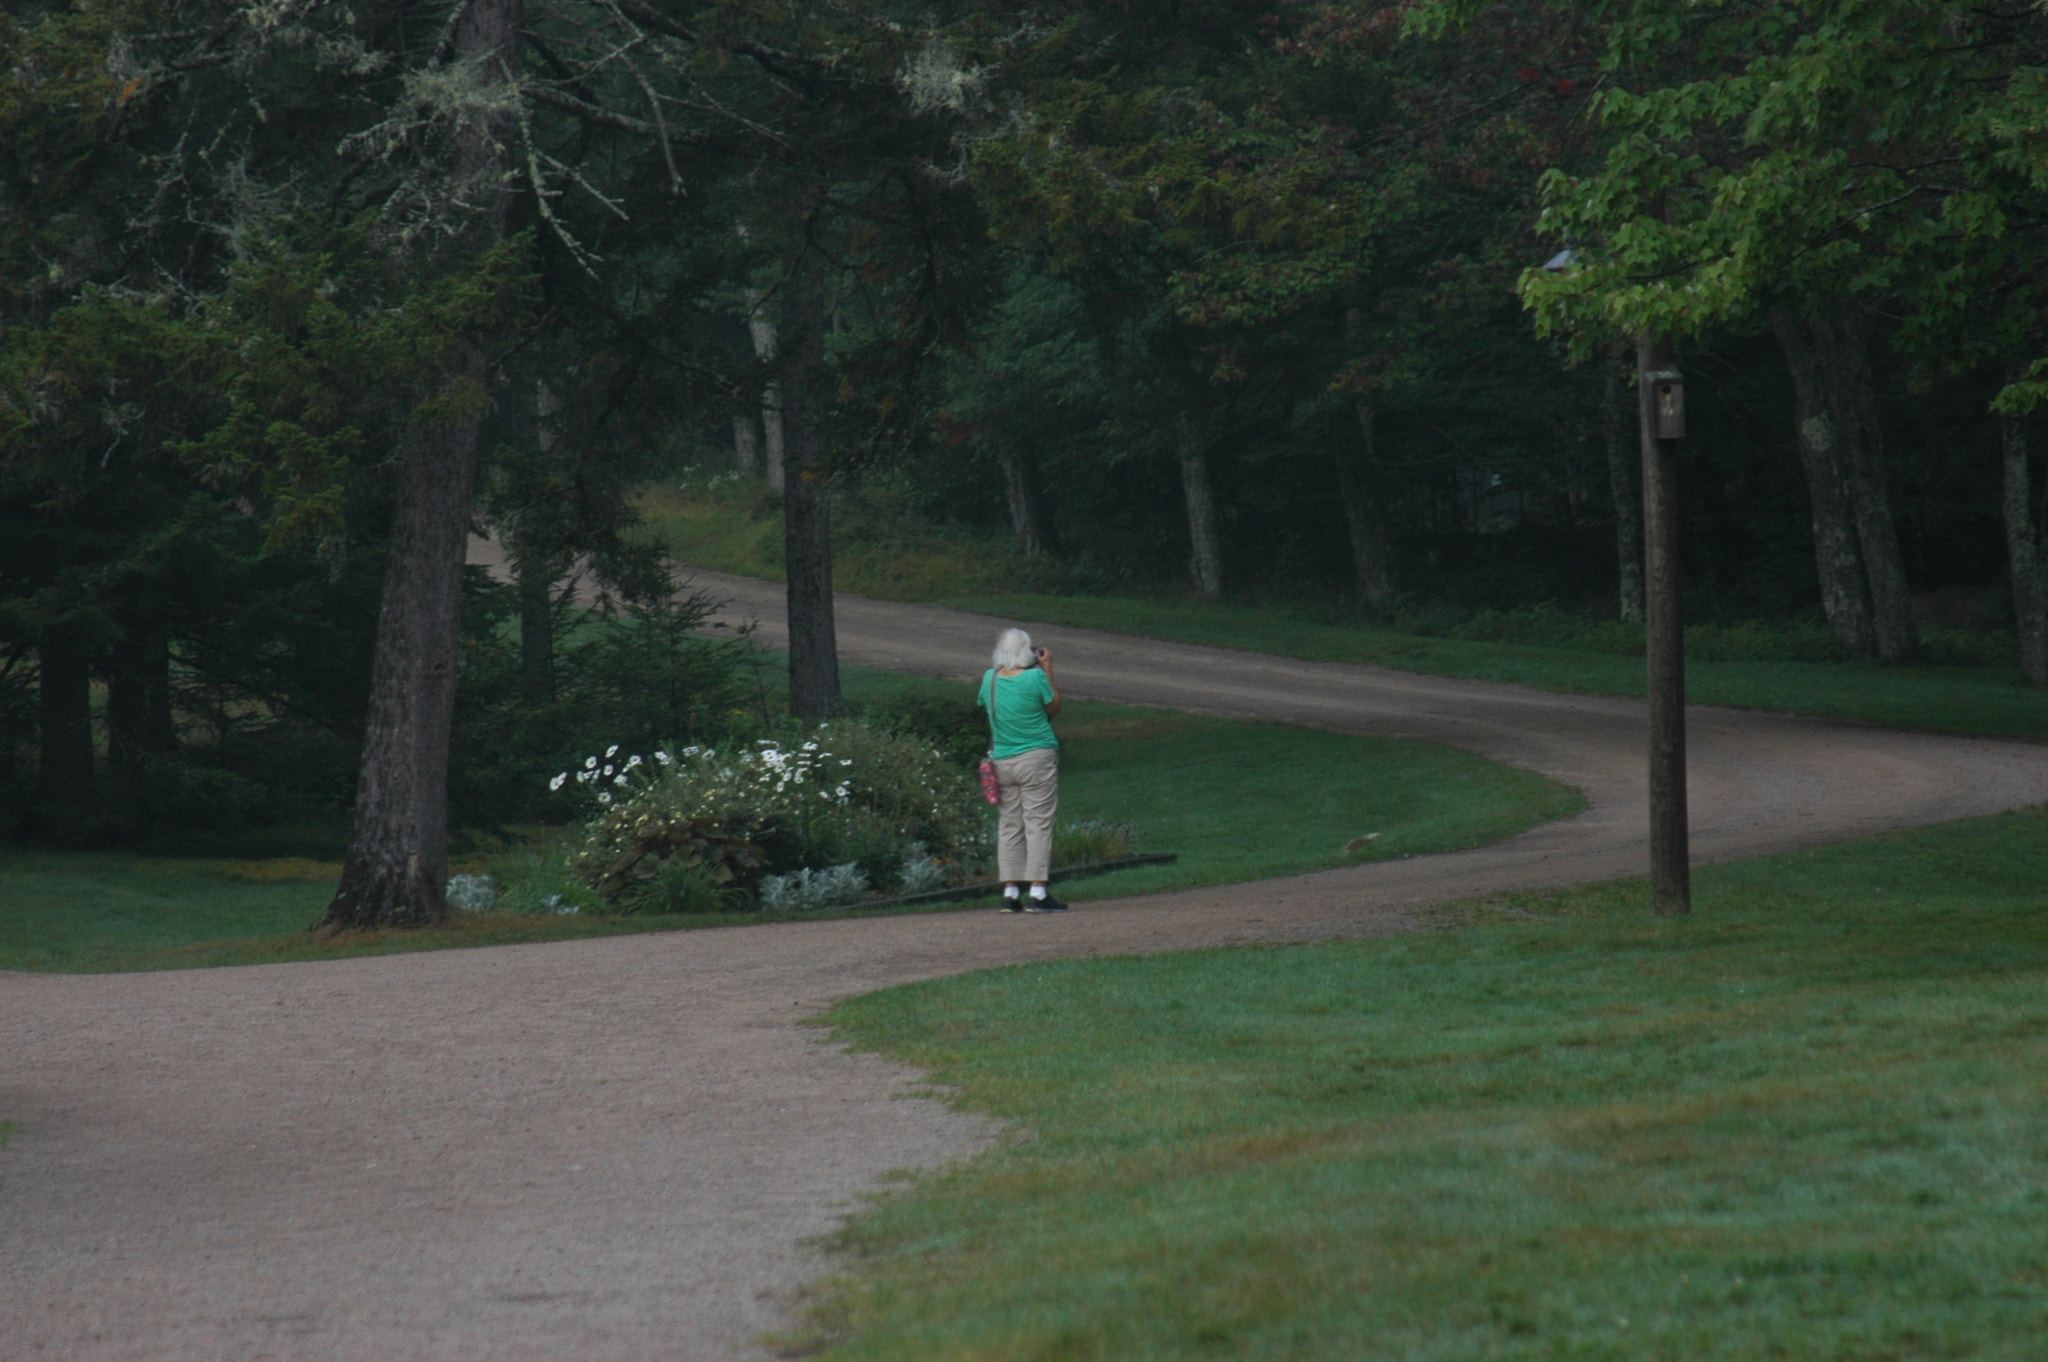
[1024,895,1068,913]
[1000,897,1023,913]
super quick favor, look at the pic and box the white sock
[1030,885,1047,900]
[1003,886,1020,899]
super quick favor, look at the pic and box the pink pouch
[979,674,1003,805]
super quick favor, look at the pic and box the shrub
[558,723,982,910]
[581,815,768,911]
[858,691,988,769]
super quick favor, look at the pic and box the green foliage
[451,588,752,826]
[1493,0,2048,399]
[582,814,768,911]
[812,806,2048,1359]
[172,223,538,551]
[640,853,749,915]
[854,686,989,771]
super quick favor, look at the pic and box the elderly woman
[979,627,1066,912]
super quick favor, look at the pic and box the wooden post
[1637,337,1690,915]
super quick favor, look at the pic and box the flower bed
[553,724,985,912]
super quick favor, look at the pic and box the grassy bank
[950,591,2048,741]
[642,475,1078,601]
[0,671,1576,973]
[806,806,2048,1360]
[842,668,1581,905]
[644,475,2048,740]
[0,850,708,972]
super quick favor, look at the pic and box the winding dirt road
[6,570,2047,1361]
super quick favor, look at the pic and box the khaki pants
[993,746,1059,883]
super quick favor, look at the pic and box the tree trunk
[32,624,95,840]
[1820,308,1918,662]
[1771,306,1877,658]
[1177,417,1223,600]
[1001,449,1056,556]
[515,378,559,705]
[745,287,786,494]
[732,412,761,477]
[2002,394,2048,687]
[324,0,520,931]
[779,238,846,719]
[1334,401,1394,614]
[107,609,172,771]
[1603,347,1644,624]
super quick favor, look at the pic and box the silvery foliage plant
[897,844,948,896]
[759,863,869,911]
[445,874,498,913]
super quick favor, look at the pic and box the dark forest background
[7,1,2048,894]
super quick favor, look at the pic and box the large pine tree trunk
[2002,395,2048,687]
[1771,306,1878,658]
[1001,449,1056,556]
[324,0,520,931]
[31,624,94,841]
[1821,307,1918,662]
[1177,417,1224,600]
[326,400,485,928]
[779,239,846,719]
[1603,348,1644,624]
[745,288,786,494]
[1334,401,1394,614]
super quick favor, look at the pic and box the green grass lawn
[644,477,2048,740]
[803,806,2048,1360]
[0,849,714,971]
[0,673,1576,972]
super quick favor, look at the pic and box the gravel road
[6,568,2046,1361]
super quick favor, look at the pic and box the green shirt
[979,668,1058,760]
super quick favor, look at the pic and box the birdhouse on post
[1644,369,1685,441]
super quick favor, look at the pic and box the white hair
[991,628,1035,670]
